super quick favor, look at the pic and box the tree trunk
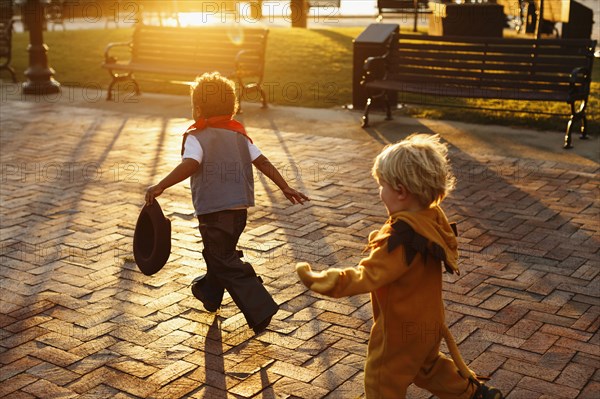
[249,0,263,20]
[290,0,308,28]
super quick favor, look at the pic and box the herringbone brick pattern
[1,97,598,399]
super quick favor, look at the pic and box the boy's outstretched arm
[253,155,309,205]
[145,158,200,205]
[296,239,411,298]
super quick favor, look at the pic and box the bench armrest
[235,49,262,68]
[569,67,590,84]
[361,55,387,85]
[104,41,132,64]
[569,66,591,96]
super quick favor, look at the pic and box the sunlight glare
[227,24,245,46]
[175,12,245,45]
[177,12,219,27]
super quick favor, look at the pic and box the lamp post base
[19,0,61,95]
[22,79,61,95]
[23,61,61,95]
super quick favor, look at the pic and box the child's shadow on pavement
[198,316,228,398]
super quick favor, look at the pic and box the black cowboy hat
[133,200,171,275]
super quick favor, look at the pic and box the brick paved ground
[1,89,598,398]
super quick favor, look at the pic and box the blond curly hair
[191,72,239,119]
[372,134,456,207]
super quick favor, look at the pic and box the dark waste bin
[352,23,399,111]
[562,0,594,39]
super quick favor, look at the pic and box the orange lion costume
[297,206,481,399]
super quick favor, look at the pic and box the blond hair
[372,134,456,206]
[191,72,239,119]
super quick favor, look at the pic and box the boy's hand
[143,158,199,206]
[252,156,309,205]
[282,187,310,205]
[296,262,339,294]
[145,184,164,205]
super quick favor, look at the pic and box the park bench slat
[133,50,254,65]
[387,71,578,91]
[390,57,586,75]
[134,44,265,54]
[133,35,265,50]
[102,24,269,107]
[108,63,233,76]
[120,60,236,72]
[396,33,593,47]
[133,50,261,62]
[393,51,586,70]
[395,42,593,57]
[367,80,570,102]
[386,72,572,91]
[386,74,571,93]
[134,34,266,48]
[361,33,596,148]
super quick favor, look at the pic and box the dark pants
[197,209,278,328]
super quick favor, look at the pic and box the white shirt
[182,134,262,164]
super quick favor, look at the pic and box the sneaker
[472,384,504,399]
[191,275,220,312]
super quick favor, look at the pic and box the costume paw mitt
[296,262,339,294]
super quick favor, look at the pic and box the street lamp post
[17,0,60,94]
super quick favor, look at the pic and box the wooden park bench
[360,34,596,148]
[101,24,269,107]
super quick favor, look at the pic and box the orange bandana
[182,115,252,156]
[185,115,252,143]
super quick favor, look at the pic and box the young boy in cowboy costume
[146,72,308,334]
[296,134,503,398]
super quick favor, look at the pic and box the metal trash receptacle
[562,0,594,39]
[352,23,399,111]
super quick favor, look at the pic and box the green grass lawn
[6,26,599,133]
